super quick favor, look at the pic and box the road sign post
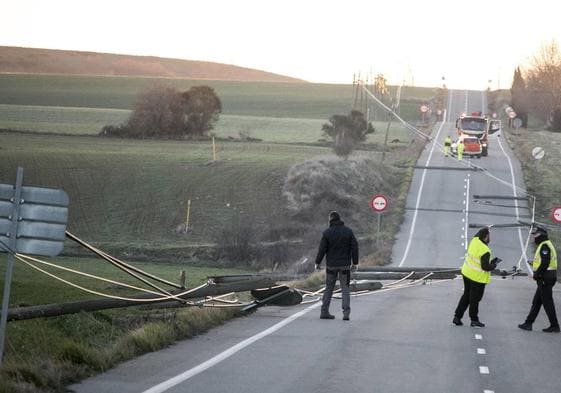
[0,167,69,364]
[370,195,389,248]
[0,167,23,365]
[420,104,428,125]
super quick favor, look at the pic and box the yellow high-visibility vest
[461,237,492,284]
[533,240,557,271]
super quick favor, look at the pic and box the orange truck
[455,113,501,156]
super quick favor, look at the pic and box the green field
[0,104,415,145]
[1,132,330,246]
[0,74,436,116]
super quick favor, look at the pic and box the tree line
[511,40,561,132]
[101,82,374,158]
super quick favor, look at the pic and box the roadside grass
[0,254,248,392]
[504,127,561,245]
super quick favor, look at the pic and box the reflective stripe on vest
[461,237,491,284]
[533,240,558,271]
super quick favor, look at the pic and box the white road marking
[141,302,321,393]
[496,136,529,272]
[447,90,453,122]
[484,390,495,393]
[479,366,490,374]
[477,348,486,354]
[398,116,446,267]
[475,334,483,340]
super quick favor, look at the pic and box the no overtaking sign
[551,206,561,224]
[370,194,389,212]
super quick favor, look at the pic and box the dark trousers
[525,280,559,327]
[321,268,351,316]
[454,275,486,321]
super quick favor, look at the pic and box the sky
[2,0,560,90]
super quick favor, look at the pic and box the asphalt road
[391,89,531,270]
[70,90,561,393]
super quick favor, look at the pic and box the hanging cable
[66,231,183,289]
[15,254,208,303]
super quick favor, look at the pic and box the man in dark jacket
[315,211,359,321]
[518,226,559,333]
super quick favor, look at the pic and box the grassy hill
[0,46,304,82]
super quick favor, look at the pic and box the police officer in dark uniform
[315,211,359,321]
[518,226,559,333]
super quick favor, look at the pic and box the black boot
[542,325,560,333]
[470,320,485,328]
[518,322,532,331]
[452,317,463,326]
[320,313,335,320]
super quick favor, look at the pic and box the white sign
[370,194,389,212]
[420,105,429,113]
[492,112,497,118]
[508,111,517,119]
[551,206,561,223]
[532,146,545,160]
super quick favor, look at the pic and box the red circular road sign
[508,111,517,119]
[370,194,389,212]
[551,206,561,224]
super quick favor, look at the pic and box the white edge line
[479,366,490,374]
[142,302,321,393]
[495,136,530,273]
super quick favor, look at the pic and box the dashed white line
[484,390,495,393]
[479,366,490,374]
[475,334,483,340]
[477,348,486,354]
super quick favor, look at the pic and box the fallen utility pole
[7,278,277,322]
[356,266,459,273]
[353,272,457,280]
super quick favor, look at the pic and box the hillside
[0,46,305,83]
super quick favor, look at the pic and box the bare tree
[525,40,561,126]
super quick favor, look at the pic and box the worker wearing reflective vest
[456,140,465,161]
[444,135,452,156]
[453,227,499,327]
[518,226,559,333]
